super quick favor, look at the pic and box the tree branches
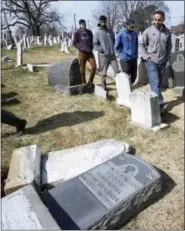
[1,0,65,36]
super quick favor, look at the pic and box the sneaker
[16,119,27,134]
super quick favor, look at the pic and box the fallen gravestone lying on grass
[2,185,60,230]
[43,153,163,230]
[48,58,94,95]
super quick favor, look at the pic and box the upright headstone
[2,185,60,230]
[37,36,41,45]
[107,65,115,77]
[94,85,107,99]
[48,58,91,94]
[23,34,27,49]
[53,36,58,44]
[44,34,48,46]
[43,153,163,230]
[49,35,53,46]
[16,41,23,66]
[137,59,148,85]
[130,89,167,131]
[115,72,132,108]
[171,50,184,95]
[93,50,100,70]
[60,40,64,52]
[26,37,31,49]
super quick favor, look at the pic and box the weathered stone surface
[130,89,167,130]
[116,72,131,107]
[43,153,163,230]
[94,85,107,99]
[107,65,115,77]
[48,58,82,87]
[2,185,60,230]
[4,145,41,195]
[41,139,131,187]
[171,50,184,87]
[16,41,23,66]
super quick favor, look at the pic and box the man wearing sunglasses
[140,10,172,115]
[114,19,138,84]
[93,15,119,90]
[73,19,96,86]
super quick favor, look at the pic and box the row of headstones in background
[2,140,163,230]
[116,72,168,131]
[2,33,74,50]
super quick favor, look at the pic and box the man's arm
[73,31,79,50]
[93,31,102,52]
[166,32,172,63]
[140,29,150,60]
[114,32,123,57]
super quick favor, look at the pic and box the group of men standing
[73,10,172,115]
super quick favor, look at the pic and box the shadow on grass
[1,92,20,106]
[164,96,184,111]
[161,112,180,124]
[26,111,105,134]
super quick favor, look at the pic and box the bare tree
[92,0,169,31]
[1,0,65,36]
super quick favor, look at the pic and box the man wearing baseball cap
[114,19,138,84]
[73,19,96,86]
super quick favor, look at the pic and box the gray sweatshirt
[93,27,115,56]
[140,25,172,64]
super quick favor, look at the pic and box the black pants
[120,59,137,84]
[1,109,23,128]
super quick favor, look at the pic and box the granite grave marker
[43,153,163,230]
[48,59,94,95]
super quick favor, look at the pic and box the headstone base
[131,121,168,131]
[54,84,94,95]
[116,97,131,108]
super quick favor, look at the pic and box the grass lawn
[1,45,184,229]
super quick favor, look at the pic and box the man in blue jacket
[114,19,138,84]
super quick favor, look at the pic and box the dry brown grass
[1,45,184,229]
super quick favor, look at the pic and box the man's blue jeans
[145,60,166,109]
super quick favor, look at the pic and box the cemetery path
[1,46,184,230]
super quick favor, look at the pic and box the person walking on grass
[140,10,172,115]
[73,19,96,86]
[114,19,138,85]
[93,15,120,91]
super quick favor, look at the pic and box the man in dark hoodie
[93,15,119,90]
[114,19,138,84]
[73,19,96,86]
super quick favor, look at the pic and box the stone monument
[42,153,163,230]
[48,59,94,95]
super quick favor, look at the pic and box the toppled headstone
[43,153,163,230]
[115,72,131,108]
[4,145,41,195]
[130,89,168,131]
[94,85,107,99]
[2,185,60,230]
[41,139,131,187]
[1,56,13,62]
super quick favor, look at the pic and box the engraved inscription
[172,54,184,72]
[79,161,144,210]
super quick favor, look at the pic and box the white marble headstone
[115,72,132,108]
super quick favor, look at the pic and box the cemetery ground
[1,45,184,230]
